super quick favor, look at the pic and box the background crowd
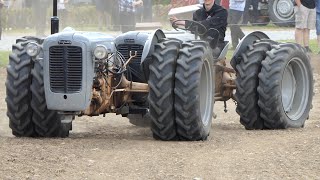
[0,0,319,53]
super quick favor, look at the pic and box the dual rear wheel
[233,41,313,130]
[148,39,215,141]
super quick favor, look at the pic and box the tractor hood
[43,30,116,53]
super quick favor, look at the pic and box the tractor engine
[42,31,149,117]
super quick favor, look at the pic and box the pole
[51,0,59,34]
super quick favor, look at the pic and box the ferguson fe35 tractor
[5,1,313,140]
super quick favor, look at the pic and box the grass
[0,51,10,67]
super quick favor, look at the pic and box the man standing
[315,0,319,53]
[94,0,109,30]
[0,0,3,40]
[295,0,316,52]
[58,0,68,29]
[228,0,246,49]
[119,0,143,33]
[242,0,259,25]
[143,0,152,22]
[32,0,50,36]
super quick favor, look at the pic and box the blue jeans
[316,12,320,35]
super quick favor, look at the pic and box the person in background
[143,0,152,22]
[228,0,246,49]
[111,0,120,31]
[58,0,68,30]
[295,0,316,53]
[119,0,143,33]
[135,0,143,23]
[242,0,259,25]
[0,0,3,40]
[32,0,50,37]
[94,0,109,30]
[220,0,229,9]
[315,0,320,54]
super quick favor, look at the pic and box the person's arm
[169,16,186,27]
[295,0,301,7]
[133,0,143,6]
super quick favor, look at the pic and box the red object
[220,0,229,9]
[171,0,198,7]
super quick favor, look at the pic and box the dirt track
[0,55,319,180]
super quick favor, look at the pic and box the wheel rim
[199,59,213,126]
[281,57,310,120]
[273,0,295,21]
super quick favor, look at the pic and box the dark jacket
[190,3,228,45]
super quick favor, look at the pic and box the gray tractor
[5,1,313,140]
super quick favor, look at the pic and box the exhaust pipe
[51,0,59,34]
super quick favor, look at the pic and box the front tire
[174,41,214,140]
[257,43,313,128]
[5,37,40,137]
[31,55,71,137]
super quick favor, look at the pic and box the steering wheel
[172,19,208,36]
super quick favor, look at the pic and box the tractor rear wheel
[234,39,277,130]
[258,43,313,129]
[148,39,181,140]
[174,41,214,140]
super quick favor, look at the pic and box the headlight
[93,45,109,59]
[26,42,40,57]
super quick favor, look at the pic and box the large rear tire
[258,43,313,129]
[174,41,214,140]
[31,59,71,137]
[234,39,277,130]
[148,39,181,140]
[5,37,40,137]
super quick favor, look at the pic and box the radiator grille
[49,46,82,93]
[117,44,143,64]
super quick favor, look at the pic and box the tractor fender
[230,31,270,68]
[141,29,166,63]
[141,29,166,81]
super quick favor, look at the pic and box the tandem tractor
[5,0,313,140]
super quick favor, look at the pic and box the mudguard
[230,31,269,68]
[141,29,166,81]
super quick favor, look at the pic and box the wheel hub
[281,57,309,121]
[282,64,296,113]
[276,0,294,18]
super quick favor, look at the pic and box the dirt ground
[0,55,319,180]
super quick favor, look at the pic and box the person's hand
[169,16,178,24]
[133,0,143,7]
[170,16,186,26]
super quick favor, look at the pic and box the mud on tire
[234,39,277,130]
[257,43,313,129]
[174,41,214,140]
[148,39,181,140]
